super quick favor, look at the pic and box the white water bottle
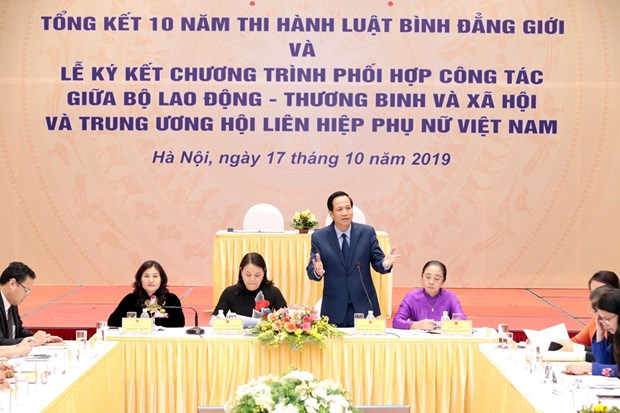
[366,310,375,320]
[440,311,450,330]
[140,308,153,332]
[216,310,225,319]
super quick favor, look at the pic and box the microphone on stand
[165,306,205,335]
[355,262,373,309]
[144,305,205,335]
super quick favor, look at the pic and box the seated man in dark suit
[0,262,62,346]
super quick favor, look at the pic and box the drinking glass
[96,321,107,341]
[497,323,509,348]
[126,311,137,318]
[75,329,88,352]
[13,372,29,406]
[0,388,10,412]
[26,369,37,385]
[504,332,514,349]
[39,361,50,384]
[59,347,70,372]
[451,313,463,321]
[353,313,365,327]
[75,329,87,342]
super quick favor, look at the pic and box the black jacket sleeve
[107,293,138,327]
[155,293,185,328]
[265,285,288,311]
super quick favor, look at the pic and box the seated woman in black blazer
[211,252,287,319]
[108,260,185,328]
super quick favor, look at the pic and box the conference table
[30,329,620,413]
[212,230,394,317]
[105,327,496,413]
[474,343,620,412]
[9,341,123,413]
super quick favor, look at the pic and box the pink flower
[153,310,169,318]
[302,320,312,332]
[602,367,614,377]
[284,321,297,333]
[272,320,283,331]
[149,295,156,305]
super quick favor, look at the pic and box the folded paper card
[441,320,473,335]
[212,318,244,334]
[354,318,386,334]
[122,317,153,333]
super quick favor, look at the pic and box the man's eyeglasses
[598,314,617,324]
[16,280,31,296]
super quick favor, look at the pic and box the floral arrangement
[144,295,168,318]
[290,209,319,230]
[248,304,345,351]
[579,404,620,413]
[224,369,358,413]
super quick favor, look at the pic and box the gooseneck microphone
[144,305,205,335]
[165,306,205,335]
[355,262,373,309]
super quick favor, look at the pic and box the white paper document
[523,323,570,353]
[238,315,260,328]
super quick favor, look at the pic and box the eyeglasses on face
[15,280,31,295]
[598,314,618,323]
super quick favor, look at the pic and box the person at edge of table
[553,270,619,352]
[0,262,63,346]
[211,252,287,322]
[108,260,185,328]
[392,260,466,331]
[565,288,620,377]
[306,190,400,328]
[0,340,34,389]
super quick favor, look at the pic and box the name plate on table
[213,318,244,334]
[441,320,473,335]
[122,318,153,333]
[354,318,386,334]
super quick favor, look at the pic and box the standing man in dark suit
[0,262,62,346]
[306,191,400,327]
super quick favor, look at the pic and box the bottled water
[216,310,225,319]
[140,308,153,332]
[366,310,375,319]
[440,311,450,331]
